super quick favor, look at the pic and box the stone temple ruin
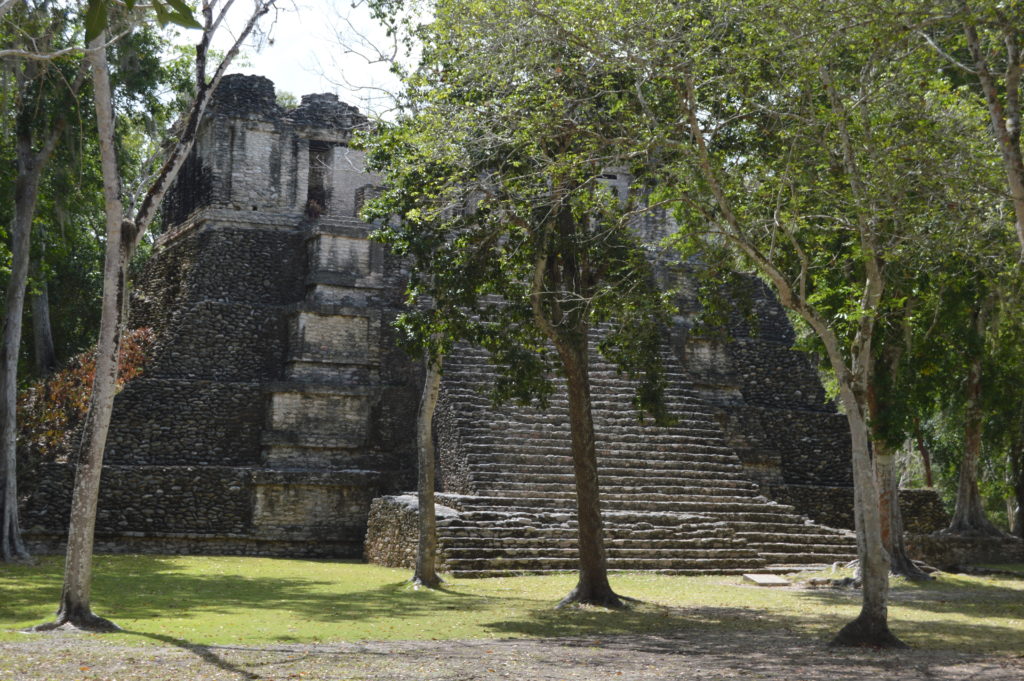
[23,75,947,572]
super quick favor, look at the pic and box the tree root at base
[28,611,120,634]
[409,574,445,590]
[829,614,908,649]
[556,586,631,610]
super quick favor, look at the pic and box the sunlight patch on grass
[1,555,1021,653]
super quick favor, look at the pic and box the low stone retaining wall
[762,484,949,533]
[906,533,1024,569]
[363,494,459,569]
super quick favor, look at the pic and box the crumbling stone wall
[23,75,419,557]
[22,74,946,560]
[363,495,459,568]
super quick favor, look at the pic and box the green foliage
[85,0,202,43]
[362,0,675,420]
[1,6,196,372]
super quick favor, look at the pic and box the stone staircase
[433,346,857,577]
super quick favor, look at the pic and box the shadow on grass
[481,600,834,640]
[123,630,261,680]
[790,577,1024,654]
[4,556,1023,657]
[1,555,487,625]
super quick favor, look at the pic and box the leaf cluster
[363,0,675,419]
[16,326,154,478]
[85,0,201,43]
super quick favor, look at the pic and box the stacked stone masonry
[24,75,419,557]
[23,75,947,570]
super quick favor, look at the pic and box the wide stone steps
[439,528,737,543]
[462,446,742,465]
[454,493,795,512]
[442,555,769,576]
[470,485,764,501]
[433,345,857,576]
[459,433,736,451]
[469,469,754,487]
[470,479,760,494]
[468,461,747,480]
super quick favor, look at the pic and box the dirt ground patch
[2,627,1022,681]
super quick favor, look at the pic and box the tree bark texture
[31,4,276,629]
[831,393,906,648]
[1011,446,1024,539]
[0,125,45,563]
[962,14,1024,256]
[29,253,57,376]
[413,353,443,588]
[1011,404,1024,538]
[33,33,124,633]
[831,385,905,647]
[873,446,930,580]
[913,417,934,488]
[947,355,1002,536]
[555,338,621,608]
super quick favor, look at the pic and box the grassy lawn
[1,555,1021,653]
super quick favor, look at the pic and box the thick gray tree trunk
[412,353,443,588]
[947,354,1002,536]
[829,379,905,648]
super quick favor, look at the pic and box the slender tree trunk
[1,36,80,564]
[412,352,443,588]
[29,252,57,377]
[947,354,1002,536]
[962,17,1024,257]
[831,390,905,647]
[1011,445,1024,540]
[555,337,621,608]
[913,417,934,488]
[873,442,930,580]
[1011,405,1024,539]
[24,2,274,630]
[0,131,39,564]
[33,32,124,633]
[827,350,909,647]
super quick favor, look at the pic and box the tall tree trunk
[831,389,905,647]
[33,32,124,633]
[962,16,1024,256]
[913,417,934,488]
[873,441,931,580]
[0,129,39,564]
[555,337,621,608]
[30,3,275,631]
[412,352,443,588]
[947,354,1002,536]
[1007,404,1024,539]
[29,252,57,377]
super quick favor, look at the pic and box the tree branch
[131,0,277,247]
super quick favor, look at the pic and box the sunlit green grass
[1,555,1021,653]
